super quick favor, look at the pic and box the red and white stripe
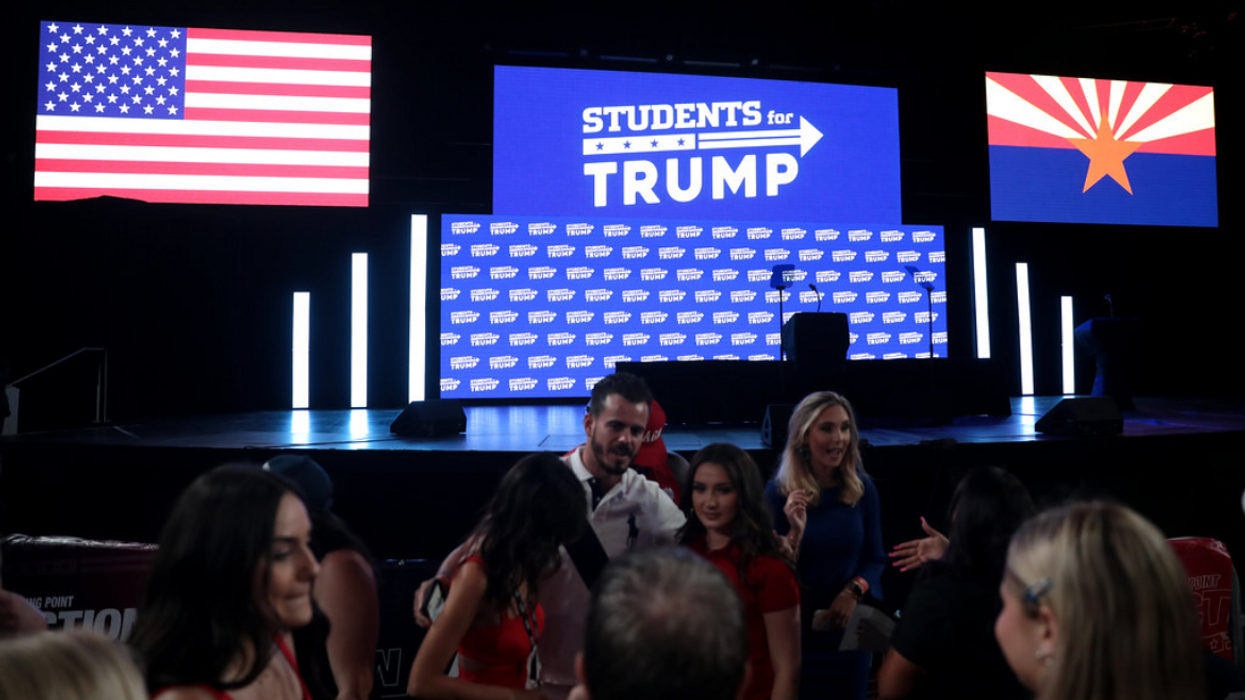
[35,27,371,206]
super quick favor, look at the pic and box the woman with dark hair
[679,443,800,700]
[130,465,323,700]
[877,466,1035,700]
[407,453,588,700]
[265,455,378,700]
[764,391,884,700]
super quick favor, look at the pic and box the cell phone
[421,579,447,623]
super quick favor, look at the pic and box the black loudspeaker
[761,404,795,448]
[1035,397,1122,436]
[781,313,850,369]
[390,400,467,437]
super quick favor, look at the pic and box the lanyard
[514,592,540,688]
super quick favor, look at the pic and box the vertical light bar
[972,227,991,359]
[1060,296,1075,395]
[292,292,310,409]
[409,215,428,402]
[1016,263,1034,396]
[351,253,368,408]
[290,409,310,439]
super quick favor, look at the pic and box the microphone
[809,283,821,313]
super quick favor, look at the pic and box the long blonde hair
[1004,501,1203,700]
[0,630,148,700]
[775,391,864,506]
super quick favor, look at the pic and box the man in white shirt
[541,373,686,698]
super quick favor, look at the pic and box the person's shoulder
[751,552,796,580]
[154,685,226,700]
[448,558,489,597]
[749,553,800,607]
[563,446,591,477]
[763,479,784,501]
[321,548,375,580]
[859,473,880,497]
[624,468,673,501]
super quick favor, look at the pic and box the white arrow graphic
[581,116,824,157]
[694,116,824,156]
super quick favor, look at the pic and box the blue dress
[765,476,885,700]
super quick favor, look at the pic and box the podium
[781,312,850,375]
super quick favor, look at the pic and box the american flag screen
[34,20,371,207]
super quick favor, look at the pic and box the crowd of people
[0,370,1233,700]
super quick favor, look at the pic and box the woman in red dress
[679,443,801,700]
[408,453,587,700]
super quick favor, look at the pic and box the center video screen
[493,66,901,223]
[440,215,947,399]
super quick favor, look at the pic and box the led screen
[35,20,371,206]
[440,215,947,399]
[494,66,901,222]
[986,72,1216,227]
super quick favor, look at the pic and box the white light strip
[1016,263,1034,396]
[292,292,310,409]
[349,408,371,437]
[351,253,368,408]
[410,215,428,403]
[1061,296,1075,395]
[972,227,991,359]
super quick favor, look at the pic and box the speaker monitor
[1035,397,1122,437]
[390,400,467,437]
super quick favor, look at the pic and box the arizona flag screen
[34,21,371,206]
[986,72,1216,227]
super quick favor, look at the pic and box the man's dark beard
[590,431,634,476]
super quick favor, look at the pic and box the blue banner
[494,67,901,222]
[440,215,946,399]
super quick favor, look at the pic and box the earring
[797,444,810,461]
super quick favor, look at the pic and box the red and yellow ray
[985,72,1215,194]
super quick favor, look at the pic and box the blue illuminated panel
[440,216,947,399]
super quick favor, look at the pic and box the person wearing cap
[265,455,378,700]
[628,399,687,504]
[414,371,685,700]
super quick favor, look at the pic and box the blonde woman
[0,629,148,700]
[764,391,884,700]
[995,501,1203,700]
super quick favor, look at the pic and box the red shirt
[691,539,800,700]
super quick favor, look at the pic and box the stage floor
[4,395,1243,455]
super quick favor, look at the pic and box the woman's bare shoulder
[153,686,223,700]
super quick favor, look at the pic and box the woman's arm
[855,477,887,594]
[406,561,543,700]
[316,549,379,700]
[414,539,473,627]
[877,647,927,700]
[763,605,801,700]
